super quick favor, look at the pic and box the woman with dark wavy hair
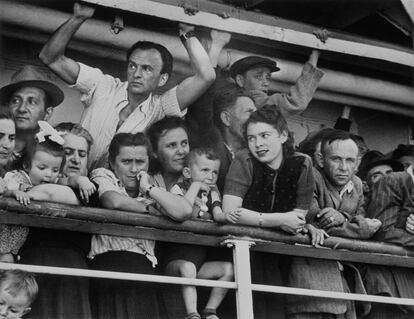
[222,104,318,319]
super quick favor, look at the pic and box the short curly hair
[243,104,295,156]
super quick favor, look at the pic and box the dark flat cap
[358,150,403,181]
[392,144,414,160]
[229,56,280,79]
[0,65,64,108]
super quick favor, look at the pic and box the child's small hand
[304,224,329,247]
[14,190,31,206]
[225,209,242,223]
[197,182,211,193]
[77,176,96,203]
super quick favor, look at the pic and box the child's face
[246,122,287,169]
[0,281,31,318]
[29,150,62,186]
[185,155,220,185]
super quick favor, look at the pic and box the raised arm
[176,24,216,110]
[39,2,95,84]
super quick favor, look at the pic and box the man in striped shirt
[39,2,215,170]
[362,167,414,319]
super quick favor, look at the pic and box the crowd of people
[0,2,413,319]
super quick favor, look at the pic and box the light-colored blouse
[89,168,157,267]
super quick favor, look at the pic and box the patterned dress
[0,170,31,255]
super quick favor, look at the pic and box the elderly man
[357,150,403,208]
[39,2,215,169]
[0,65,64,167]
[193,83,256,192]
[287,130,380,319]
[309,130,381,238]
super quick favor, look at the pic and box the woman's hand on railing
[279,211,306,235]
[224,209,242,224]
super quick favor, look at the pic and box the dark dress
[89,251,161,319]
[19,187,97,319]
[225,149,314,319]
[20,229,92,319]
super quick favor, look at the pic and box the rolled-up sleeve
[70,62,122,109]
[90,168,119,198]
[160,86,187,118]
[224,150,253,198]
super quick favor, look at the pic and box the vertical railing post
[224,238,255,319]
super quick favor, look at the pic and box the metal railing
[1,197,414,319]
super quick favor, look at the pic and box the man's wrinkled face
[366,164,393,189]
[9,87,51,131]
[322,139,359,188]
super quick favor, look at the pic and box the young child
[0,269,38,319]
[168,147,234,319]
[0,122,75,262]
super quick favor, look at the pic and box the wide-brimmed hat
[229,56,280,79]
[0,65,64,108]
[358,150,403,181]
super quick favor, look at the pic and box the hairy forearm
[39,16,87,65]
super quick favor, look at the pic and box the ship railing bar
[2,262,414,306]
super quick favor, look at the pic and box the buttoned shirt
[89,168,157,267]
[71,63,185,169]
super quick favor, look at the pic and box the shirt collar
[407,165,414,183]
[339,180,354,199]
[223,142,235,160]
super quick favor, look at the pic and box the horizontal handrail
[1,262,414,306]
[0,198,413,267]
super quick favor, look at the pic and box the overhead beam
[401,0,414,24]
[86,0,414,67]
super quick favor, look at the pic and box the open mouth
[256,150,268,157]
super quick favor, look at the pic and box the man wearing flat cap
[0,65,64,167]
[357,150,403,207]
[392,144,414,170]
[230,49,324,117]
